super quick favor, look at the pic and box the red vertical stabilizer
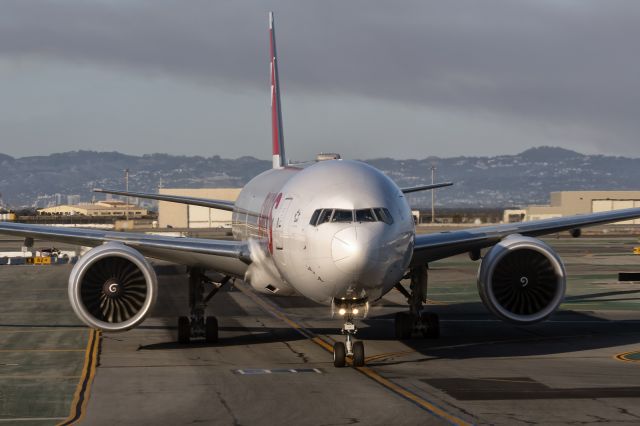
[270,11,286,169]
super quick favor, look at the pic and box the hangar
[504,191,640,224]
[158,188,241,228]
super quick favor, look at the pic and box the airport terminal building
[38,201,147,217]
[504,191,640,224]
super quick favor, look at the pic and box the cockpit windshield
[332,210,353,223]
[317,209,332,225]
[309,208,394,226]
[373,208,394,225]
[355,209,376,222]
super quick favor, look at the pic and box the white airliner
[2,12,640,368]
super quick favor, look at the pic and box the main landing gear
[332,299,366,368]
[177,267,231,344]
[394,265,440,339]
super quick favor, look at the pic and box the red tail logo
[269,12,286,169]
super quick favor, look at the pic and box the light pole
[125,169,129,222]
[431,165,436,224]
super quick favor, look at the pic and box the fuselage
[231,159,415,305]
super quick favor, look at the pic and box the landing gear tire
[205,316,218,343]
[394,312,413,339]
[333,342,346,368]
[178,316,191,344]
[352,341,365,367]
[421,312,440,338]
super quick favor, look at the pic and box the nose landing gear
[394,265,440,339]
[333,314,365,368]
[332,298,367,368]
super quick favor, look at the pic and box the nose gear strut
[332,298,366,368]
[394,265,440,339]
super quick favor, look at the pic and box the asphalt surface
[1,236,640,425]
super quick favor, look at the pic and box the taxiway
[1,236,640,425]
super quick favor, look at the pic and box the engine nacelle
[477,235,566,324]
[68,243,158,332]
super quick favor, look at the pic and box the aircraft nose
[331,227,380,275]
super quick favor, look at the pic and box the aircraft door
[273,196,293,251]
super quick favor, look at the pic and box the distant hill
[1,147,639,208]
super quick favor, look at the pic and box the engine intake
[68,243,158,332]
[477,235,566,324]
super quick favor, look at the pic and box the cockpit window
[356,208,376,222]
[317,209,333,225]
[374,208,394,225]
[331,209,353,223]
[309,209,321,226]
[310,207,393,226]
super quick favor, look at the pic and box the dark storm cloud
[1,0,639,153]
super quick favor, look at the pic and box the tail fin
[269,11,286,168]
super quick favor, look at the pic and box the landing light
[352,308,359,315]
[338,308,346,316]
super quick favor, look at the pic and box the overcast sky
[0,1,638,161]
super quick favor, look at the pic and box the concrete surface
[1,236,639,425]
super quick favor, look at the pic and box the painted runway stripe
[234,368,323,375]
[236,283,472,426]
[57,329,101,426]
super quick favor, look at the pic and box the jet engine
[477,235,566,324]
[68,243,158,332]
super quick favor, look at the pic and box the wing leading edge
[400,182,453,194]
[94,189,235,212]
[411,207,640,265]
[0,222,250,277]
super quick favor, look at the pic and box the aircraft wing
[400,182,453,194]
[411,207,640,265]
[94,189,235,212]
[0,222,250,277]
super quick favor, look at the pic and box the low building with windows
[38,201,147,217]
[505,191,640,224]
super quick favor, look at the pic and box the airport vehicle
[2,13,640,368]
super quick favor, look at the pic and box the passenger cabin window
[356,209,376,222]
[332,209,353,223]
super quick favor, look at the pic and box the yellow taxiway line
[57,329,101,426]
[236,283,472,426]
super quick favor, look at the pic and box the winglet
[270,11,286,168]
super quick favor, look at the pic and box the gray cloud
[0,1,638,157]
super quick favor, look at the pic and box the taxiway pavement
[1,236,640,425]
